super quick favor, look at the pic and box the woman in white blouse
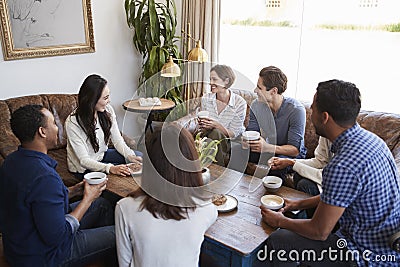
[199,64,247,165]
[65,74,142,178]
[115,123,217,267]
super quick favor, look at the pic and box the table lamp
[160,24,209,112]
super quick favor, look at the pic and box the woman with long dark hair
[66,74,142,177]
[115,123,217,267]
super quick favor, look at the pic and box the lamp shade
[188,40,208,63]
[161,56,181,77]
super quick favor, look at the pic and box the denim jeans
[60,198,116,267]
[293,173,320,218]
[293,173,320,197]
[102,148,143,165]
[73,148,143,179]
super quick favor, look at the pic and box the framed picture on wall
[0,0,95,61]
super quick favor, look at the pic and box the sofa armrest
[175,113,199,134]
[122,133,137,150]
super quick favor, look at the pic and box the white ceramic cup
[198,110,210,119]
[262,176,283,193]
[84,172,107,185]
[241,131,260,148]
[261,195,284,211]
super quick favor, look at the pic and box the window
[220,0,400,114]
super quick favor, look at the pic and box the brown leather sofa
[0,94,80,186]
[177,89,400,175]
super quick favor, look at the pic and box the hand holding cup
[241,131,260,149]
[83,172,108,201]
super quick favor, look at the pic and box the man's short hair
[316,79,361,127]
[259,66,288,94]
[10,105,46,143]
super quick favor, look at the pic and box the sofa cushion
[301,102,319,159]
[230,89,257,128]
[357,110,400,152]
[44,94,78,149]
[47,148,80,187]
[0,100,19,160]
[0,94,79,187]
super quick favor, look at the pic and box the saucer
[216,195,238,213]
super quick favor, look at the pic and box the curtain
[181,0,221,110]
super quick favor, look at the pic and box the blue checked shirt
[321,124,400,266]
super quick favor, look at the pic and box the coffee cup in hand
[241,131,260,149]
[197,111,210,119]
[84,172,107,185]
[261,195,284,211]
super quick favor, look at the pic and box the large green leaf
[125,0,182,103]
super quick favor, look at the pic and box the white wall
[0,0,142,137]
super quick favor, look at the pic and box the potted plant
[194,133,223,184]
[124,0,184,119]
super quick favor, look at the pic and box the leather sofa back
[0,94,77,164]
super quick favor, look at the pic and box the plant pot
[202,167,211,185]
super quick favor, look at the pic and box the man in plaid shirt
[261,79,400,266]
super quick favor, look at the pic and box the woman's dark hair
[210,64,236,89]
[75,74,111,152]
[11,105,46,143]
[259,66,288,94]
[315,79,361,127]
[129,123,203,220]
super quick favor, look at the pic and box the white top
[65,104,136,174]
[115,196,218,267]
[201,90,247,138]
[293,137,333,192]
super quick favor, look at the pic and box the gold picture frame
[0,0,95,61]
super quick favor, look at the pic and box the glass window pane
[220,0,400,114]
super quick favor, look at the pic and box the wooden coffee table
[106,164,310,267]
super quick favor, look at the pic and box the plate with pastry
[128,163,142,175]
[212,194,238,213]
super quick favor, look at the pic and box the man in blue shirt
[261,80,400,266]
[0,105,116,267]
[228,66,306,180]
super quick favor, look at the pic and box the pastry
[212,194,227,206]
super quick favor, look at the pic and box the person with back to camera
[229,66,306,181]
[0,105,116,267]
[198,64,247,166]
[65,74,142,179]
[261,80,400,266]
[115,123,218,267]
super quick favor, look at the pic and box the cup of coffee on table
[241,130,260,149]
[262,176,282,193]
[261,195,284,211]
[84,172,107,185]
